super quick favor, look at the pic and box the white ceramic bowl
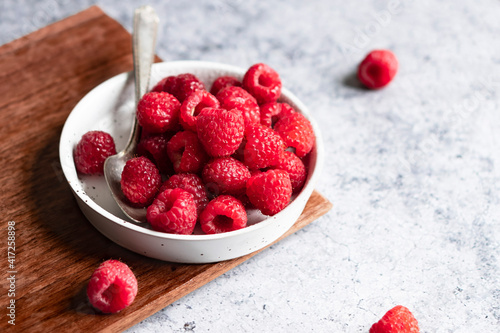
[59,61,324,263]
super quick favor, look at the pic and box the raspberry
[152,73,205,103]
[210,75,242,96]
[216,86,260,127]
[274,112,315,158]
[166,131,208,174]
[86,259,138,314]
[244,123,285,169]
[259,102,295,128]
[370,305,420,333]
[74,130,116,175]
[199,195,247,234]
[246,169,292,216]
[196,107,245,157]
[357,49,398,89]
[137,92,181,133]
[179,90,219,132]
[273,151,307,193]
[160,173,208,215]
[202,157,251,196]
[242,63,282,104]
[146,188,197,234]
[136,132,174,175]
[120,156,161,207]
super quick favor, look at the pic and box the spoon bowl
[103,5,158,223]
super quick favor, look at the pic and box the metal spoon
[104,6,159,223]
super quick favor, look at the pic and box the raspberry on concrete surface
[370,305,420,333]
[357,49,398,89]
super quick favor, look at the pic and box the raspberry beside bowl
[59,61,324,263]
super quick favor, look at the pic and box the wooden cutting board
[0,6,332,332]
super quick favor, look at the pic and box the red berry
[242,63,282,104]
[274,151,307,193]
[74,130,116,175]
[259,102,295,128]
[244,123,285,170]
[160,173,208,215]
[152,73,205,103]
[136,132,174,175]
[179,90,219,132]
[246,169,292,216]
[216,86,260,127]
[146,188,197,234]
[370,305,420,333]
[202,157,251,196]
[210,75,242,96]
[120,156,161,207]
[196,107,245,157]
[86,259,138,314]
[274,112,315,158]
[199,195,247,234]
[357,49,398,89]
[137,92,180,133]
[166,131,208,174]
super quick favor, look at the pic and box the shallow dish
[59,61,324,263]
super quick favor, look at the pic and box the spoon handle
[125,6,159,153]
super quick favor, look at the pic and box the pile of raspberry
[74,63,315,235]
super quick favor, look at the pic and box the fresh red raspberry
[246,169,292,216]
[151,73,205,103]
[216,86,260,127]
[120,156,161,207]
[196,107,245,157]
[179,90,219,132]
[370,305,420,333]
[160,173,208,215]
[137,92,180,133]
[199,195,247,234]
[86,259,138,314]
[259,102,295,128]
[357,49,398,89]
[146,188,197,234]
[242,63,282,104]
[274,151,307,193]
[274,112,315,158]
[166,131,208,174]
[210,75,242,96]
[243,123,285,169]
[74,130,116,175]
[202,157,251,196]
[136,132,174,175]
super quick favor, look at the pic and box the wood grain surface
[0,6,332,332]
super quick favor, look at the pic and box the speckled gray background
[2,0,499,332]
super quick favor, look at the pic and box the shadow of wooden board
[0,6,333,332]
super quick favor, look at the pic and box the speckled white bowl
[59,61,324,263]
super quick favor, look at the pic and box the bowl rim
[59,60,324,242]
